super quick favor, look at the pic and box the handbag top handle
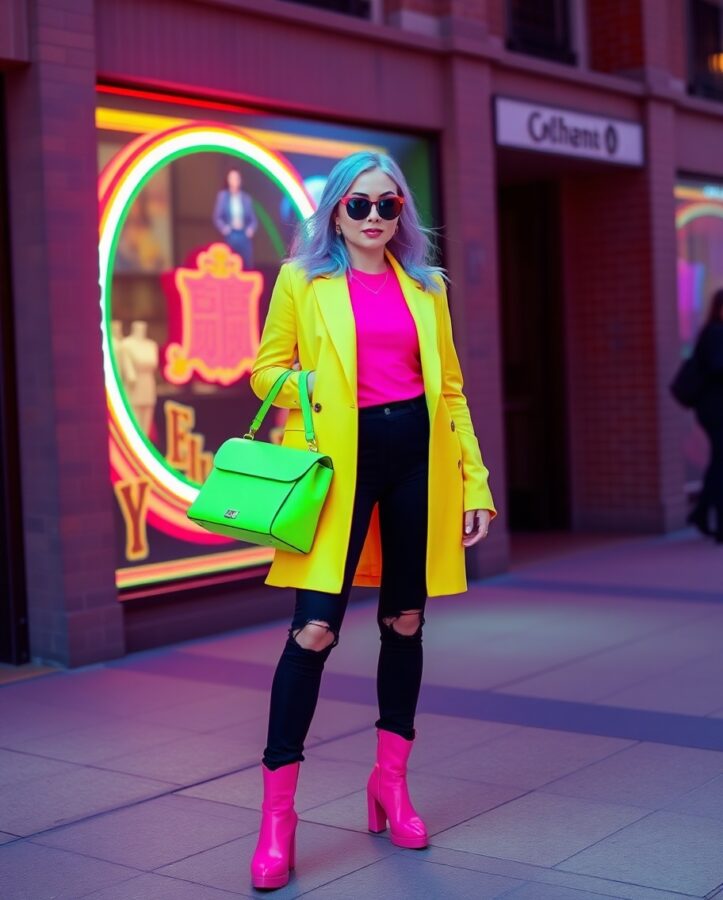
[245,368,318,451]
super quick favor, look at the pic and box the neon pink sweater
[346,267,425,408]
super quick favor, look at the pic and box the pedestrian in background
[687,289,723,542]
[247,150,496,890]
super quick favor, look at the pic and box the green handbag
[186,369,333,553]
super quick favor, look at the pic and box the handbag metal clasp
[308,439,318,452]
[242,430,256,440]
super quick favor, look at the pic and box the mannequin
[110,319,124,358]
[111,320,135,389]
[121,320,159,436]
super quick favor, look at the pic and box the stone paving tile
[595,650,723,715]
[502,883,627,899]
[304,696,380,741]
[299,767,525,836]
[415,726,635,790]
[0,747,83,788]
[420,638,612,691]
[304,715,521,769]
[157,820,397,898]
[430,791,648,867]
[7,717,192,765]
[0,668,229,716]
[178,632,288,665]
[0,840,139,900]
[297,853,522,898]
[31,794,259,870]
[97,716,268,785]
[542,741,723,808]
[661,773,723,822]
[79,872,244,898]
[130,686,268,733]
[557,809,723,896]
[421,845,693,900]
[179,754,374,813]
[0,765,173,836]
[495,612,723,703]
[0,698,118,746]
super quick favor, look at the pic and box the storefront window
[506,0,576,65]
[282,0,371,16]
[675,177,723,489]
[687,0,723,102]
[96,87,437,593]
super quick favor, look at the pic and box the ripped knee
[380,609,425,638]
[290,619,338,652]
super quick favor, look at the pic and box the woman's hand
[292,362,316,398]
[462,509,491,547]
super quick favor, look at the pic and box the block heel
[367,789,387,833]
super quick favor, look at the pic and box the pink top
[346,266,425,408]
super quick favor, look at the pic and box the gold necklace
[349,268,390,296]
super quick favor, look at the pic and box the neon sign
[163,243,263,387]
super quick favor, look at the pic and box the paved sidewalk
[1,530,723,899]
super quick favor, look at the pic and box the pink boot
[250,761,300,889]
[366,728,428,849]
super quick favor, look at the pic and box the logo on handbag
[224,509,239,519]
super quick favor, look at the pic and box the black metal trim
[0,77,30,665]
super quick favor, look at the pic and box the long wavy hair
[287,151,446,292]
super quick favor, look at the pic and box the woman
[688,289,723,543]
[247,151,496,890]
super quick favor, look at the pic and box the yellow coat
[249,251,496,597]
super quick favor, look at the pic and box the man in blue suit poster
[212,168,259,269]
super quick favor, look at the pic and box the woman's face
[334,168,400,257]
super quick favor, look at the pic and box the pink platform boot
[366,728,429,849]
[250,761,300,889]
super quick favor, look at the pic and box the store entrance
[497,180,570,530]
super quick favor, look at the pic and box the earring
[335,224,341,235]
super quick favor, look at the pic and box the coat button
[313,402,322,412]
[450,421,456,431]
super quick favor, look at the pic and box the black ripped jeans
[262,393,429,771]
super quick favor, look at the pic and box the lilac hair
[287,151,446,292]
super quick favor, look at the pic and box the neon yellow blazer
[249,251,496,597]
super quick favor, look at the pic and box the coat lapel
[312,272,358,401]
[311,252,441,420]
[385,252,442,423]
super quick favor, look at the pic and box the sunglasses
[339,195,405,221]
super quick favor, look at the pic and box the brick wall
[440,56,509,574]
[588,0,645,75]
[4,0,123,666]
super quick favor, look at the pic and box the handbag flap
[213,437,326,483]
